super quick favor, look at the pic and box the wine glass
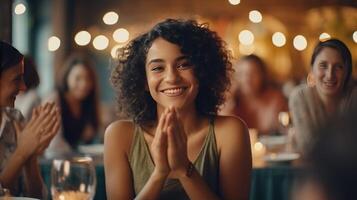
[51,156,96,200]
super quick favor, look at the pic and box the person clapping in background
[0,41,60,198]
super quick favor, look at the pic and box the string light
[74,31,91,46]
[14,3,26,15]
[228,0,240,5]
[319,33,331,41]
[239,30,254,45]
[113,28,130,43]
[353,31,357,43]
[93,35,109,50]
[272,32,286,47]
[293,35,307,51]
[249,10,262,23]
[103,11,119,25]
[48,36,61,52]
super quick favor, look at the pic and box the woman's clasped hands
[151,107,190,179]
[14,102,61,159]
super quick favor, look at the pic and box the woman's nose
[165,67,181,83]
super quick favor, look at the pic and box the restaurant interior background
[1,0,356,105]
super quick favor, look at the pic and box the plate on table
[78,144,104,155]
[263,152,300,165]
[259,135,287,147]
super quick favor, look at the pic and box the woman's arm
[105,110,172,200]
[216,116,252,200]
[23,156,46,198]
[0,103,59,197]
[177,116,251,200]
[104,121,134,199]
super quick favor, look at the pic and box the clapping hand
[14,102,60,159]
[151,107,190,179]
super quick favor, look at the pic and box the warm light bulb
[228,0,240,5]
[272,32,286,47]
[74,31,91,46]
[239,30,254,45]
[111,44,124,58]
[249,10,262,23]
[319,33,331,41]
[353,31,357,43]
[14,3,26,15]
[113,28,130,43]
[93,35,109,50]
[293,35,307,51]
[48,36,61,52]
[103,11,119,25]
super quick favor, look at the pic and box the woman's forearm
[23,156,46,199]
[0,149,28,190]
[135,170,168,200]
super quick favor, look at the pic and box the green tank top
[129,119,219,199]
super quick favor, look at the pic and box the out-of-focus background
[1,0,356,103]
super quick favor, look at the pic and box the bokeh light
[113,28,130,43]
[48,36,61,52]
[93,35,109,50]
[14,3,26,15]
[228,0,240,5]
[272,32,286,47]
[239,43,255,55]
[293,35,307,51]
[353,31,357,43]
[74,31,91,46]
[249,10,262,23]
[239,30,254,45]
[103,11,119,25]
[319,32,331,41]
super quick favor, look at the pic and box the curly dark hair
[111,18,232,124]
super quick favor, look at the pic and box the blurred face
[0,61,27,107]
[237,60,263,95]
[67,64,93,100]
[145,37,199,112]
[312,47,346,98]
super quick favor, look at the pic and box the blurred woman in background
[220,54,288,135]
[45,54,100,157]
[289,38,357,154]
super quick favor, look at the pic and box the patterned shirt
[0,107,24,195]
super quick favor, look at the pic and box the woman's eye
[151,66,164,72]
[177,62,193,69]
[319,63,327,68]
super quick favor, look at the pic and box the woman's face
[312,47,346,98]
[145,37,199,112]
[237,60,263,95]
[0,62,26,107]
[67,64,93,100]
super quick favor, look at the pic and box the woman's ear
[307,72,316,87]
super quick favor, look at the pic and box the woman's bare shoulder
[214,115,249,144]
[104,120,136,153]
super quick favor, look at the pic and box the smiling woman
[289,38,357,154]
[0,41,60,198]
[105,19,252,200]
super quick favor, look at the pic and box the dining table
[40,156,303,200]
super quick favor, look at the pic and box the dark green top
[129,119,219,199]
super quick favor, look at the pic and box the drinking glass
[51,157,96,200]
